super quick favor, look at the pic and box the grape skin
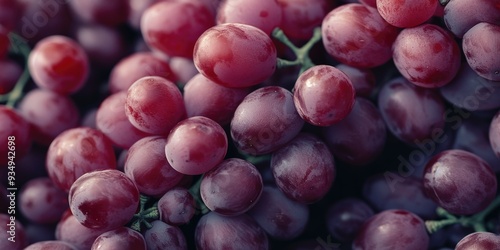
[326,198,374,242]
[423,149,497,215]
[194,23,277,88]
[19,177,68,224]
[24,240,78,250]
[157,187,196,226]
[443,0,500,38]
[0,106,31,166]
[377,0,437,28]
[276,0,331,40]
[144,220,188,250]
[462,22,500,81]
[56,210,110,250]
[0,59,23,94]
[455,232,500,250]
[91,227,146,250]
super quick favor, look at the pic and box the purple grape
[68,169,140,231]
[91,227,146,250]
[217,0,282,35]
[352,209,429,250]
[24,240,78,250]
[0,106,32,166]
[144,220,188,250]
[456,232,500,250]
[55,210,110,250]
[423,149,497,215]
[247,186,309,240]
[335,63,376,98]
[326,198,374,242]
[0,213,27,250]
[157,187,196,226]
[276,0,331,40]
[0,59,23,95]
[200,158,263,216]
[271,133,336,204]
[195,212,269,250]
[462,22,500,81]
[19,177,68,224]
[230,86,304,155]
[443,0,500,38]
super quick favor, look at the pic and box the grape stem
[0,33,31,107]
[189,175,210,215]
[426,195,500,233]
[273,27,322,74]
[128,195,159,232]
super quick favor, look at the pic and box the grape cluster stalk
[0,0,500,249]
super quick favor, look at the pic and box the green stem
[272,27,322,74]
[189,175,210,215]
[128,195,159,232]
[426,195,500,233]
[0,32,31,107]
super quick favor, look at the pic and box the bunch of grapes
[1,0,500,249]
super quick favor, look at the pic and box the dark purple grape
[293,65,356,126]
[193,23,277,88]
[195,212,269,250]
[144,220,188,250]
[326,198,374,242]
[19,88,79,146]
[336,63,376,98]
[392,24,461,88]
[46,127,117,192]
[201,158,263,216]
[216,0,282,35]
[423,149,497,215]
[165,116,228,175]
[378,77,446,146]
[124,136,184,198]
[55,210,110,250]
[352,210,429,250]
[157,187,196,226]
[0,106,32,167]
[91,227,146,250]
[271,133,335,204]
[456,232,500,250]
[0,59,23,95]
[440,63,500,112]
[0,213,27,250]
[19,177,68,224]
[69,0,129,27]
[321,3,400,68]
[247,186,309,240]
[322,97,386,166]
[0,0,23,31]
[125,76,186,135]
[230,86,304,155]
[68,169,140,231]
[462,22,500,81]
[183,73,250,126]
[443,0,500,38]
[362,174,438,220]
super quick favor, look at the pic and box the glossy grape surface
[462,22,500,81]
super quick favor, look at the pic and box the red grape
[462,22,500,81]
[293,65,356,126]
[108,52,177,94]
[183,73,250,126]
[68,169,140,231]
[19,88,80,146]
[19,177,68,224]
[423,149,497,215]
[0,0,23,31]
[28,35,89,95]
[392,24,461,88]
[322,97,386,166]
[271,133,336,204]
[0,213,27,250]
[200,158,263,216]
[326,198,374,242]
[0,106,31,166]
[55,210,109,250]
[247,186,309,240]
[216,0,282,35]
[352,209,429,249]
[141,0,215,58]
[193,23,277,88]
[91,227,146,250]
[95,91,151,149]
[24,240,78,250]
[276,0,331,40]
[0,27,8,59]
[195,212,269,250]
[157,187,196,225]
[46,127,117,192]
[376,0,437,28]
[335,63,376,98]
[128,0,159,29]
[124,136,184,197]
[455,232,500,250]
[125,76,186,135]
[321,3,400,68]
[231,86,304,155]
[165,116,228,175]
